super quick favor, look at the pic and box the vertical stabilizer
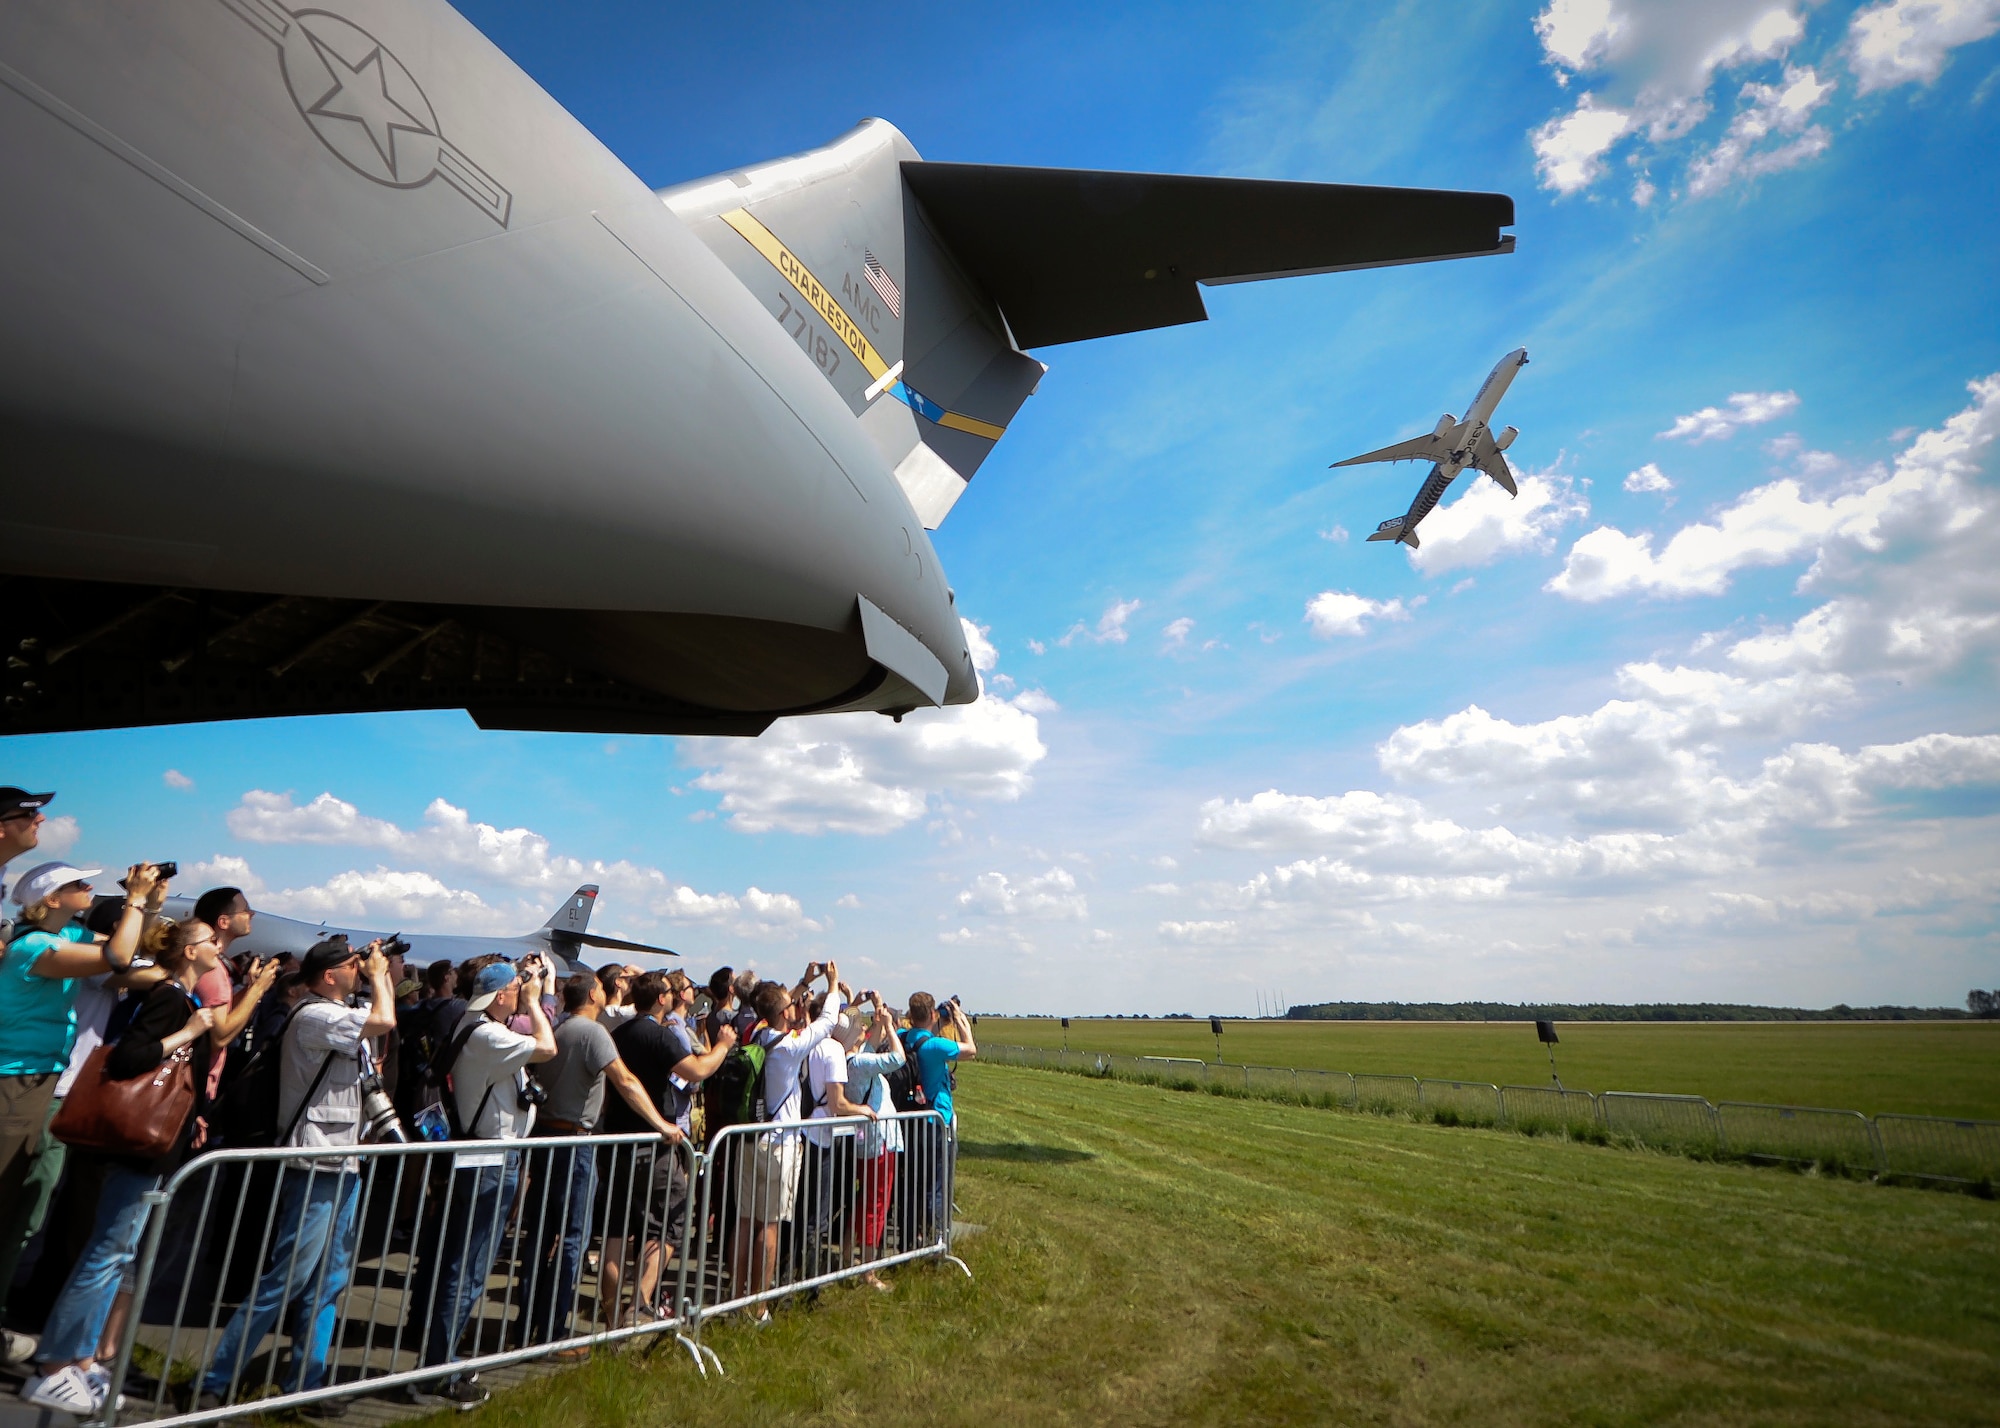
[542,885,599,935]
[660,120,1045,529]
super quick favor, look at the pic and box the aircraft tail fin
[660,120,1045,531]
[542,885,599,935]
[1367,516,1417,548]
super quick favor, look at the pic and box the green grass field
[978,1017,2000,1121]
[469,1064,2000,1427]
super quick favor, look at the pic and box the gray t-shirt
[531,1015,618,1129]
[280,996,370,1171]
[452,1017,538,1140]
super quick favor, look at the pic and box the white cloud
[163,769,194,791]
[1684,67,1833,199]
[1159,919,1238,944]
[1624,462,1675,493]
[683,617,1049,835]
[1059,598,1142,647]
[1846,0,2000,92]
[1659,389,1800,442]
[37,815,79,859]
[835,893,861,910]
[218,792,821,939]
[1409,473,1590,574]
[1529,1,1832,200]
[1162,617,1195,651]
[956,867,1088,920]
[1303,590,1408,638]
[1553,375,1992,601]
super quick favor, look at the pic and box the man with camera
[407,957,556,1411]
[903,993,976,1244]
[195,936,395,1417]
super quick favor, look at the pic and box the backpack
[887,1029,932,1113]
[703,1025,774,1144]
[422,1018,489,1141]
[213,1002,336,1148]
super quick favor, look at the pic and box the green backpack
[703,1025,773,1143]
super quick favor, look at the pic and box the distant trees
[1971,990,1999,1018]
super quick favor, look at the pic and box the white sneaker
[0,1330,36,1367]
[21,1364,101,1414]
[80,1363,126,1411]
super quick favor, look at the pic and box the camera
[116,861,177,890]
[517,1074,548,1113]
[357,1071,406,1144]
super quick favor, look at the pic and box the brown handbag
[51,1041,197,1160]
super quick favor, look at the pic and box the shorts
[729,1133,801,1224]
[594,1141,682,1242]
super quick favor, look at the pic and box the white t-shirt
[600,1004,638,1028]
[759,994,843,1138]
[803,1039,850,1149]
[55,973,118,1099]
[452,1017,539,1140]
[280,996,371,1171]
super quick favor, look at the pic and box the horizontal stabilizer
[550,929,682,960]
[902,165,1515,348]
[1366,516,1415,548]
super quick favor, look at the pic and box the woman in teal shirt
[0,862,158,1239]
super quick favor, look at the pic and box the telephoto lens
[357,1072,406,1143]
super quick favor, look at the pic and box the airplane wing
[1467,433,1519,495]
[1331,433,1451,468]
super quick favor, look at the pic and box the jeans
[421,1153,520,1377]
[38,1163,159,1365]
[200,1166,361,1396]
[521,1140,595,1344]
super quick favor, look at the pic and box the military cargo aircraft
[0,2,1515,738]
[1336,347,1529,550]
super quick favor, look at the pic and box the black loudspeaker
[1061,1017,1070,1028]
[1536,1019,1559,1044]
[1209,1017,1224,1036]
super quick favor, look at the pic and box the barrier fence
[980,1043,2000,1187]
[93,1109,961,1427]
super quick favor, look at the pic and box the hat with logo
[466,959,519,1013]
[10,861,103,907]
[0,788,54,819]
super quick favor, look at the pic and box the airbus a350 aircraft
[1336,348,1529,550]
[0,3,1514,738]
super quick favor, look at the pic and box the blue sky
[10,0,2000,1013]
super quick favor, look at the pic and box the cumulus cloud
[1659,390,1800,442]
[1531,93,1634,193]
[1059,598,1142,647]
[683,617,1049,835]
[1684,66,1833,198]
[1303,591,1408,638]
[1845,0,2000,92]
[1624,462,1675,493]
[163,769,194,791]
[956,867,1088,920]
[37,815,80,859]
[219,791,821,939]
[1553,374,1992,601]
[1162,617,1195,651]
[1409,473,1590,574]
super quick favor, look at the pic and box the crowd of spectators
[0,785,976,1417]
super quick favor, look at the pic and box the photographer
[903,992,976,1243]
[193,937,394,1417]
[405,959,554,1412]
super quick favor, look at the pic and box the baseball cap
[299,936,359,982]
[395,976,420,999]
[11,861,103,907]
[466,959,519,1012]
[0,788,54,819]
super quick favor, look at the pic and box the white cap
[11,861,104,907]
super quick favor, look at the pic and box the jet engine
[1433,413,1456,438]
[1494,425,1519,451]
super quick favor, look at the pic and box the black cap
[300,935,358,982]
[0,788,54,817]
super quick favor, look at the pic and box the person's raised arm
[211,957,278,1046]
[604,1056,683,1143]
[523,965,557,1062]
[951,1002,977,1059]
[672,1021,736,1084]
[359,943,397,1040]
[31,863,156,978]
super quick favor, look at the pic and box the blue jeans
[38,1163,159,1365]
[422,1153,520,1376]
[522,1140,595,1344]
[200,1166,361,1396]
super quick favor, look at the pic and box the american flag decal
[863,250,902,318]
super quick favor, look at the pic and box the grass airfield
[473,1064,2000,1427]
[978,1016,2000,1120]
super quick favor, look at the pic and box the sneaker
[404,1376,488,1413]
[296,1396,351,1420]
[22,1365,99,1414]
[0,1331,36,1369]
[80,1363,126,1411]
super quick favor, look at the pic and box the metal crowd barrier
[978,1043,2000,1186]
[91,1110,962,1427]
